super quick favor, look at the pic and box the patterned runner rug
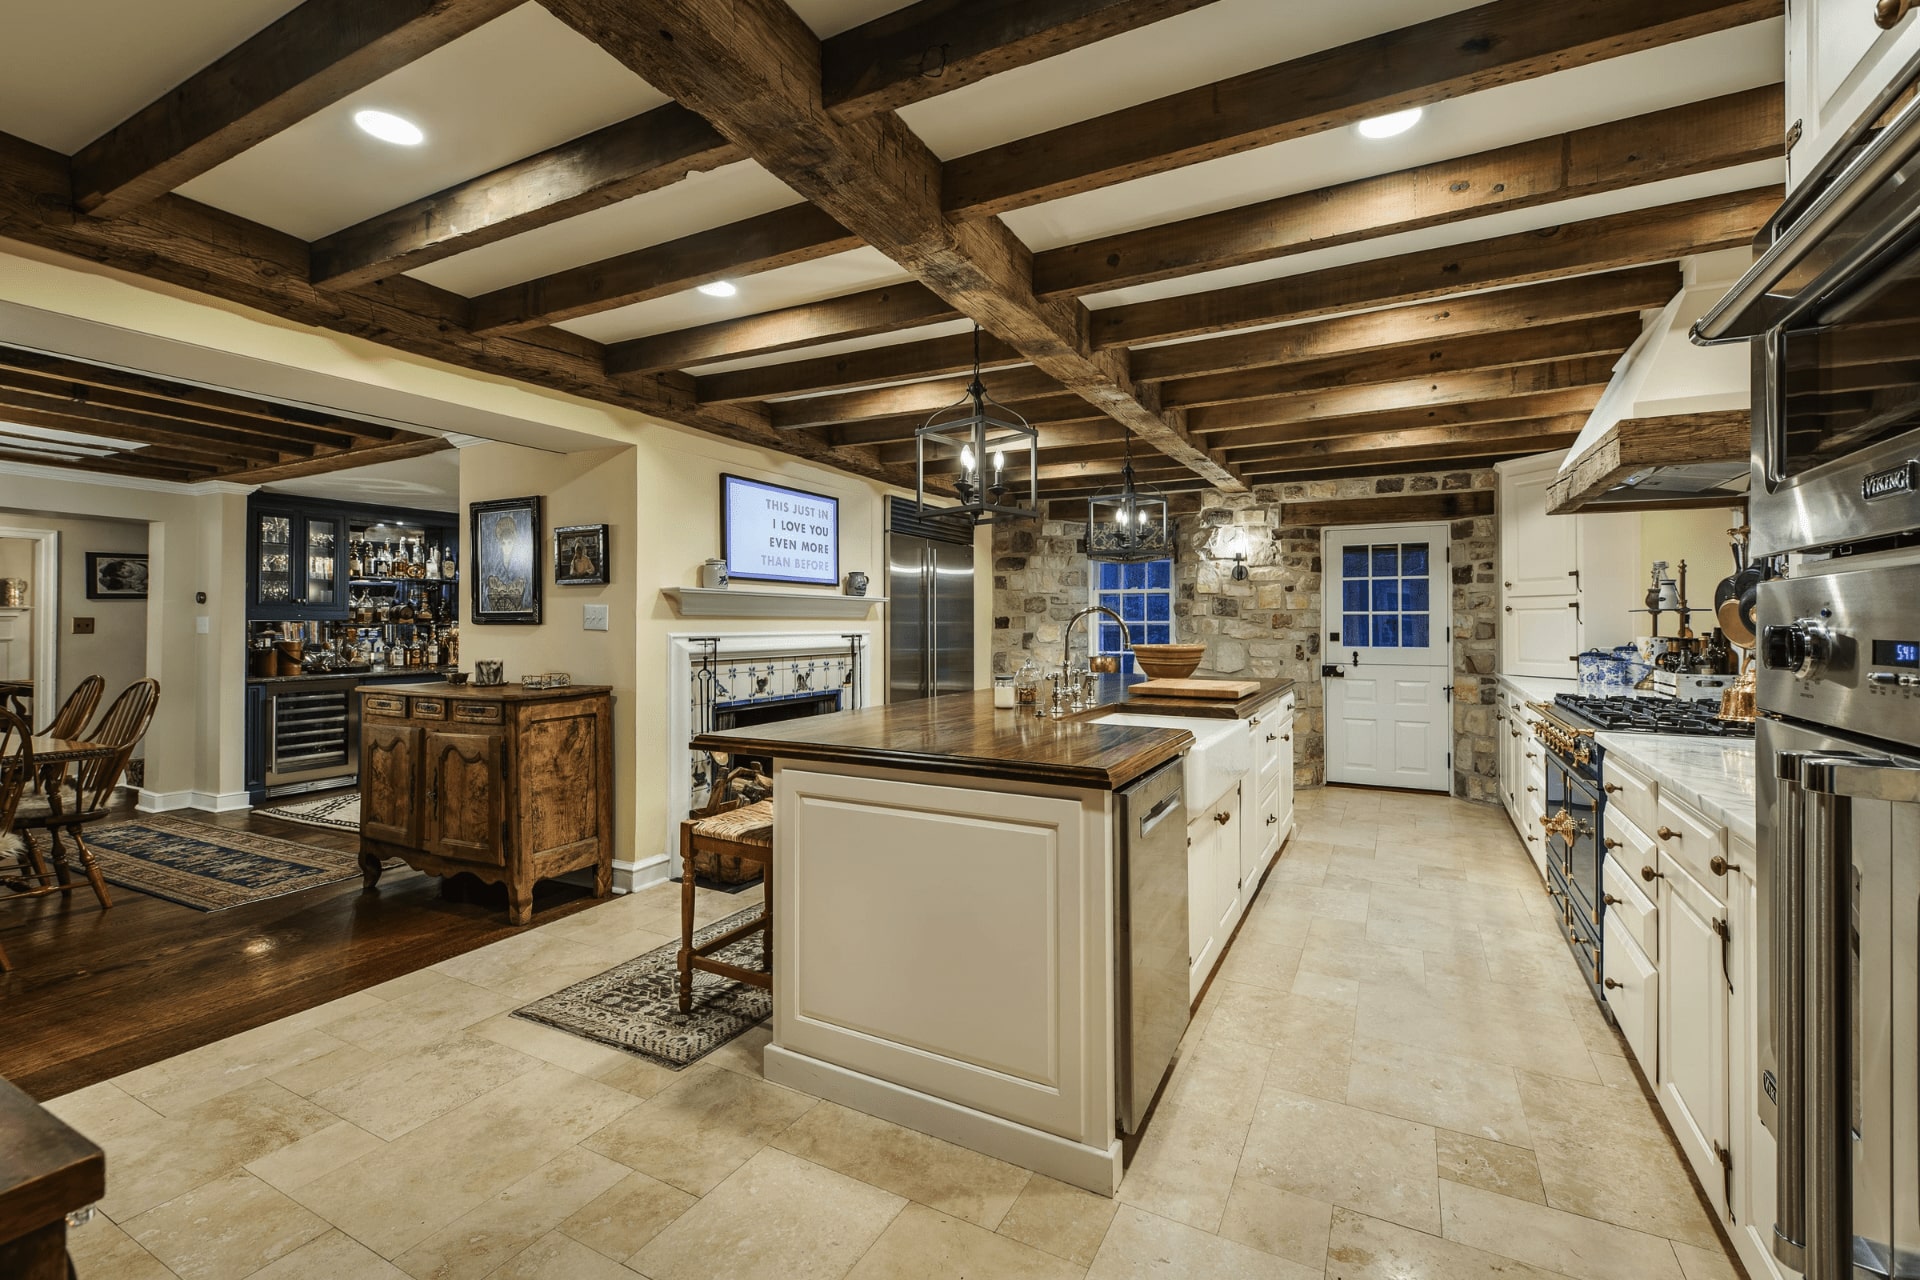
[257,791,361,832]
[513,908,771,1068]
[80,815,363,910]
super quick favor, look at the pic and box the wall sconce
[1206,525,1254,580]
[1230,553,1248,581]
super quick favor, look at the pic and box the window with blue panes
[1093,559,1174,676]
[1339,541,1432,650]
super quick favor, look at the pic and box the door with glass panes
[1092,559,1173,677]
[1323,524,1451,791]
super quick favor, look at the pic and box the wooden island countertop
[690,678,1292,790]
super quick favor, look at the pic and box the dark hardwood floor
[0,793,598,1101]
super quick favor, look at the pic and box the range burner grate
[1551,693,1754,737]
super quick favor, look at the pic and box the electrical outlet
[583,603,609,632]
[72,616,94,635]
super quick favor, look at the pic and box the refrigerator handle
[1771,751,1810,1275]
[923,545,935,700]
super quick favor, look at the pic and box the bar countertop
[1092,673,1294,719]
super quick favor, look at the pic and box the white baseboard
[612,852,671,896]
[763,1045,1123,1197]
[137,788,252,814]
[136,788,193,812]
[196,790,253,813]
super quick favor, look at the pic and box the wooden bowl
[1131,643,1207,680]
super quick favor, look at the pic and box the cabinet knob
[1604,837,1620,849]
[1504,606,1514,614]
[1526,785,1538,793]
[1266,814,1278,826]
[1656,825,1680,841]
[1709,855,1742,876]
[1877,0,1917,28]
[1604,893,1621,906]
[1603,784,1622,794]
[1214,811,1231,825]
[1281,734,1290,742]
[1641,865,1664,882]
[1505,581,1513,589]
[1604,977,1625,991]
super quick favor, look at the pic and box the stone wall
[991,467,1501,803]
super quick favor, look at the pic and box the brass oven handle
[1657,825,1681,841]
[1710,854,1742,876]
[1641,865,1663,882]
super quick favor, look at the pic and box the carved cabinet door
[423,729,505,866]
[361,722,422,847]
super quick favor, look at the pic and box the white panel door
[1324,524,1451,791]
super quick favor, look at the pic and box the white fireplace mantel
[661,587,884,619]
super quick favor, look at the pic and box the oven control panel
[1757,567,1920,752]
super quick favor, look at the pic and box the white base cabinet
[1657,853,1732,1222]
[1188,691,1296,1002]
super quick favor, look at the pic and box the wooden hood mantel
[1544,409,1751,514]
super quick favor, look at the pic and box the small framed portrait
[469,496,542,625]
[85,552,149,600]
[553,524,610,586]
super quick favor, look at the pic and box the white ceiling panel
[789,0,917,39]
[1078,160,1785,313]
[265,450,461,509]
[684,319,979,377]
[1002,22,1784,251]
[558,247,916,344]
[0,0,303,153]
[898,0,1485,161]
[408,160,804,296]
[176,4,668,240]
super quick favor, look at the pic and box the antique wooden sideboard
[356,682,614,923]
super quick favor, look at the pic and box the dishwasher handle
[1138,787,1183,836]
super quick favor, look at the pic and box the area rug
[80,815,363,911]
[512,907,770,1068]
[257,791,361,832]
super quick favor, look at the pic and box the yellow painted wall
[1638,506,1748,618]
[0,514,150,713]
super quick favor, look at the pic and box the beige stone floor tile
[582,1062,816,1196]
[317,973,518,1056]
[1673,1240,1743,1280]
[245,1229,410,1279]
[309,1032,540,1139]
[1255,992,1355,1103]
[1440,1180,1687,1280]
[266,1041,387,1098]
[1421,947,1494,982]
[1114,1097,1249,1232]
[495,1230,641,1280]
[126,1169,329,1280]
[289,1062,640,1259]
[1590,1048,1645,1091]
[630,1146,904,1280]
[1216,1175,1334,1270]
[1366,908,1484,956]
[244,1119,385,1192]
[846,1202,1081,1280]
[1435,1129,1547,1205]
[1260,881,1370,923]
[1345,1036,1532,1147]
[470,1011,646,1076]
[1086,1204,1320,1280]
[559,1169,696,1262]
[1514,1068,1721,1249]
[429,930,627,1002]
[1298,933,1425,988]
[1240,1086,1440,1234]
[996,1173,1118,1267]
[773,1100,1030,1229]
[703,1021,772,1079]
[393,1145,630,1280]
[1355,981,1600,1083]
[1213,936,1302,993]
[591,1052,684,1100]
[64,1212,180,1280]
[1236,904,1317,950]
[44,1080,165,1150]
[1424,970,1572,1021]
[1289,968,1359,1006]
[534,898,677,954]
[271,989,392,1032]
[95,1079,338,1223]
[1325,1205,1563,1279]
[114,1024,350,1117]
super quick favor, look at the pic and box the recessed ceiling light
[697,280,738,298]
[354,109,424,146]
[1355,107,1423,140]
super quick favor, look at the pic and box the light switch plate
[583,603,609,632]
[195,615,210,635]
[72,617,93,635]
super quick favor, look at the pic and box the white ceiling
[264,450,461,509]
[177,4,669,240]
[683,318,978,378]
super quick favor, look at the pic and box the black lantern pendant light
[1086,436,1171,561]
[915,325,1039,525]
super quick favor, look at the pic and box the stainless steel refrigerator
[886,499,974,702]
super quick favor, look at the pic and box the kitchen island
[691,678,1294,1194]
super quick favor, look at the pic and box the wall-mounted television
[721,474,840,586]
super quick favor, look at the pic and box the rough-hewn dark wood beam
[0,422,262,472]
[942,0,1779,217]
[468,203,859,335]
[1034,87,1780,297]
[1213,388,1608,452]
[550,0,1241,489]
[218,434,453,484]
[1276,491,1497,526]
[875,420,1127,464]
[1544,409,1749,513]
[771,366,1066,429]
[1184,358,1616,435]
[607,284,961,376]
[0,446,211,483]
[696,331,1027,403]
[1235,414,1591,467]
[0,392,303,464]
[1094,187,1781,349]
[72,0,521,216]
[827,395,1104,448]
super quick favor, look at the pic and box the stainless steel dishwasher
[1114,757,1189,1134]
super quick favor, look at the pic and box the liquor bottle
[348,540,363,579]
[370,634,387,668]
[440,547,457,581]
[425,631,441,668]
[445,624,459,666]
[373,541,391,578]
[408,635,424,668]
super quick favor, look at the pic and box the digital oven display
[1872,639,1920,668]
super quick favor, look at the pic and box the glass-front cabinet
[249,501,349,620]
[304,514,344,609]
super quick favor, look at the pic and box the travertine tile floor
[50,787,1744,1279]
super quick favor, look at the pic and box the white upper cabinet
[1495,452,1640,679]
[1788,0,1920,191]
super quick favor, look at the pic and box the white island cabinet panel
[770,764,1114,1179]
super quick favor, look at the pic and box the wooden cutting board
[1128,678,1263,700]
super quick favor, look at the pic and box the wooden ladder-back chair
[37,675,103,741]
[15,678,160,910]
[677,767,774,1012]
[0,709,40,971]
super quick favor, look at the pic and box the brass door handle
[1710,855,1742,876]
[1505,580,1514,588]
[1878,0,1917,28]
[1657,825,1680,841]
[1642,865,1663,882]
[1525,752,1537,760]
[1214,811,1231,825]
[1603,784,1622,794]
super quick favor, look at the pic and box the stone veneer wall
[991,466,1501,802]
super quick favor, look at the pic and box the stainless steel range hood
[1546,252,1754,514]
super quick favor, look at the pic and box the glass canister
[993,674,1016,708]
[1014,658,1039,706]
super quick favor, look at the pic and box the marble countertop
[1595,731,1757,846]
[1495,674,1579,704]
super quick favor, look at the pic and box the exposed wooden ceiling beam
[1094,187,1781,349]
[1185,357,1615,435]
[469,203,860,335]
[771,366,1066,429]
[0,131,923,493]
[940,0,1779,218]
[551,0,1241,490]
[1160,315,1641,409]
[0,446,212,483]
[1235,414,1591,466]
[217,434,453,484]
[1035,87,1780,298]
[1244,432,1584,479]
[608,284,961,376]
[0,372,370,453]
[1037,477,1215,502]
[821,0,1218,116]
[1213,388,1607,453]
[1277,491,1496,526]
[696,331,1027,404]
[826,396,1105,448]
[0,424,245,472]
[0,393,301,464]
[72,0,521,216]
[1265,456,1519,485]
[874,420,1128,464]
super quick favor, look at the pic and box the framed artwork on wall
[470,496,542,624]
[553,524,609,586]
[85,553,149,600]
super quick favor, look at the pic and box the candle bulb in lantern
[960,444,977,480]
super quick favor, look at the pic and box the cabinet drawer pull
[1504,606,1513,614]
[1266,733,1277,742]
[1214,811,1231,825]
[1603,783,1622,794]
[1604,977,1626,991]
[1877,0,1917,29]
[1281,733,1290,742]
[1526,785,1538,793]
[1266,814,1278,826]
[1656,825,1680,841]
[1642,865,1664,882]
[1710,854,1742,876]
[1603,837,1620,849]
[1604,893,1621,906]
